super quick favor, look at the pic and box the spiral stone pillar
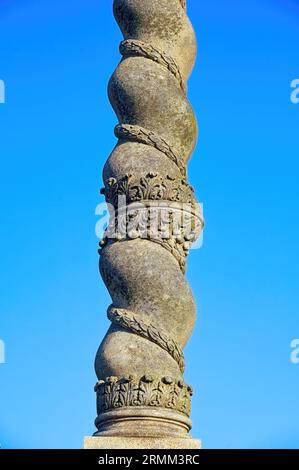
[84,0,203,449]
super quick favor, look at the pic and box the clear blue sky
[0,0,298,449]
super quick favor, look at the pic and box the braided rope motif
[94,0,199,433]
[108,305,185,372]
[115,124,186,177]
[119,39,186,92]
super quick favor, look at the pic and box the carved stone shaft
[93,0,203,442]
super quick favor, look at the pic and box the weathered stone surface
[91,0,202,444]
[84,436,201,449]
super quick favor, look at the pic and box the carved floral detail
[95,375,193,418]
[99,188,203,273]
[101,173,195,208]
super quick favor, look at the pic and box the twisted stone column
[86,0,203,449]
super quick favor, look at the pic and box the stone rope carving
[120,40,186,92]
[107,305,185,372]
[115,125,187,176]
[94,0,201,440]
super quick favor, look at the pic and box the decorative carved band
[99,173,203,272]
[108,306,185,372]
[119,40,186,92]
[101,172,195,208]
[95,375,192,417]
[114,125,186,177]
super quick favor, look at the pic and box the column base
[84,436,201,449]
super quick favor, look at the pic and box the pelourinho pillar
[85,0,203,449]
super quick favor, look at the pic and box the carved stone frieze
[95,375,193,417]
[101,172,195,207]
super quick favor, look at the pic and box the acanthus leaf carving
[95,375,192,419]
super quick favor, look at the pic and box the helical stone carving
[94,0,203,439]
